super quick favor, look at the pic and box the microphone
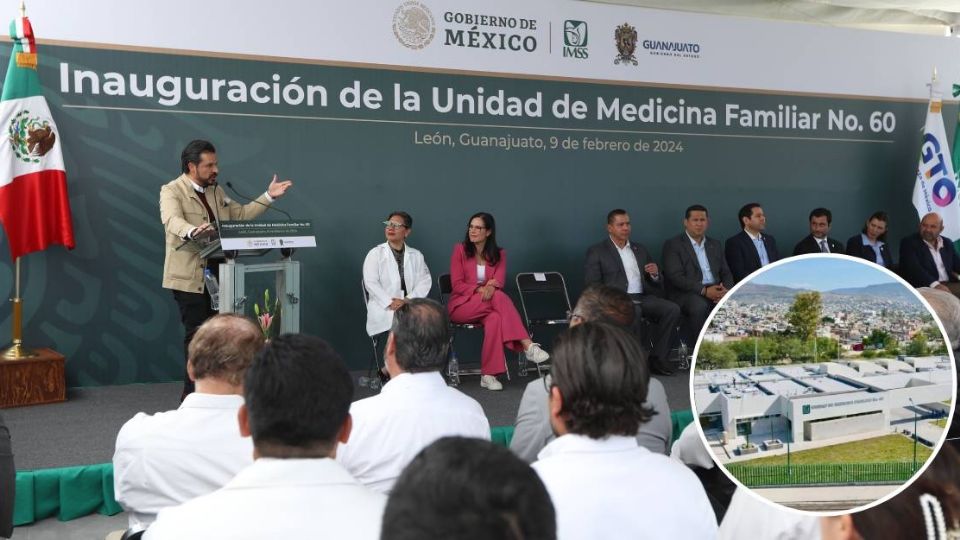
[225,181,292,220]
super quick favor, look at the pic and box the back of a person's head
[382,437,556,540]
[391,298,451,373]
[574,284,635,328]
[850,443,960,538]
[243,334,353,455]
[188,313,264,386]
[551,322,653,439]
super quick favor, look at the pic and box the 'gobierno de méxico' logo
[8,109,56,164]
[393,1,436,50]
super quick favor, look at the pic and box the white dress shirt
[720,488,820,540]
[113,393,253,529]
[925,236,950,286]
[336,371,490,493]
[362,242,432,336]
[144,458,386,540]
[533,434,717,540]
[612,237,643,294]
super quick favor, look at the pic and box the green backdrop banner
[0,43,947,384]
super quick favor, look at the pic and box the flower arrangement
[253,289,280,339]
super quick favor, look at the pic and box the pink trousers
[449,290,529,375]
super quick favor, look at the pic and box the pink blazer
[448,243,507,311]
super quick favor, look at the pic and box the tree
[906,333,929,356]
[788,292,822,341]
[864,329,893,350]
[696,341,737,370]
[814,337,839,361]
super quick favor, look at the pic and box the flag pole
[1,0,36,361]
[2,257,36,359]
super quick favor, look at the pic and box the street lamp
[908,397,918,471]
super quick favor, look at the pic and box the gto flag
[0,15,74,259]
[913,86,960,240]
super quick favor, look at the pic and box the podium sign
[218,220,316,251]
[212,220,316,336]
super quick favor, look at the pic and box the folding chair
[438,273,510,386]
[515,272,571,377]
[360,279,384,391]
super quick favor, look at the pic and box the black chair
[515,272,571,377]
[638,317,691,371]
[360,279,385,391]
[438,273,511,386]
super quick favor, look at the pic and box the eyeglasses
[541,371,554,394]
[383,221,407,230]
[468,225,487,231]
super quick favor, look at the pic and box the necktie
[819,240,829,253]
[197,190,216,224]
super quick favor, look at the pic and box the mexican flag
[0,15,74,260]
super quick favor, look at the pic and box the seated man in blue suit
[900,212,960,295]
[725,203,780,283]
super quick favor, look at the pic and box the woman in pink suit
[448,212,549,391]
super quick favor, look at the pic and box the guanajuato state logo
[393,1,436,50]
[614,22,638,66]
[9,110,56,164]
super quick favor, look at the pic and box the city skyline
[750,257,897,291]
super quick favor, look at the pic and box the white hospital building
[694,357,954,443]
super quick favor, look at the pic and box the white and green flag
[914,84,960,240]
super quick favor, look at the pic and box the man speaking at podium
[160,139,293,399]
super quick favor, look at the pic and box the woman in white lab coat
[362,211,432,338]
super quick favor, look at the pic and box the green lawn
[932,418,948,428]
[742,435,932,466]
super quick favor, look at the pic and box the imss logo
[563,20,588,59]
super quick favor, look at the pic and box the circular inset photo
[690,254,957,514]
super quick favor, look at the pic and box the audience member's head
[820,443,960,539]
[737,203,765,232]
[548,322,654,439]
[187,314,264,389]
[808,207,832,240]
[385,298,451,376]
[862,210,888,242]
[571,284,635,328]
[240,334,354,459]
[382,436,557,540]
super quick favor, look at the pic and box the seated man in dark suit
[585,209,681,375]
[725,202,780,283]
[793,207,843,255]
[900,212,960,295]
[662,204,734,336]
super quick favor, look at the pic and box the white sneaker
[524,343,550,364]
[480,375,503,391]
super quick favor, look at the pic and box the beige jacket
[160,174,270,293]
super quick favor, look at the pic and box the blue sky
[749,258,897,291]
